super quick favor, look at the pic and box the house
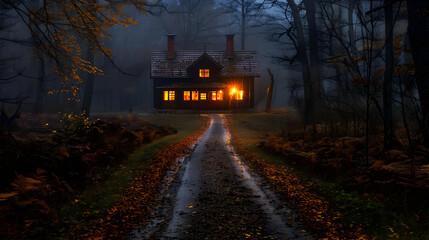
[151,35,260,110]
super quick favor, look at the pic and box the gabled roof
[186,52,223,71]
[151,50,260,78]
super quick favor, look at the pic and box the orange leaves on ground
[224,117,368,240]
[74,117,210,240]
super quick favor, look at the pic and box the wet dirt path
[129,115,312,239]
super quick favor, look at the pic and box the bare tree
[161,0,228,49]
[1,0,164,115]
[406,0,429,146]
[220,0,261,50]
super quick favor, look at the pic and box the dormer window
[199,69,209,78]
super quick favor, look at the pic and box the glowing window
[230,89,243,100]
[199,69,209,78]
[163,91,168,101]
[184,91,190,101]
[163,91,175,101]
[237,90,243,100]
[211,90,223,101]
[217,90,223,100]
[200,92,207,100]
[192,91,199,101]
[169,91,175,100]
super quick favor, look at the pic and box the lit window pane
[201,92,207,100]
[217,90,223,100]
[238,90,243,100]
[212,91,217,100]
[169,91,175,101]
[192,91,199,101]
[199,69,209,77]
[184,91,190,101]
[163,91,168,101]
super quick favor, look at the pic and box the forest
[0,0,428,239]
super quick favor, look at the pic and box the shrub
[58,111,94,135]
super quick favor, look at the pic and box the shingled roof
[151,50,260,78]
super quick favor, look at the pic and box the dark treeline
[1,0,429,150]
[261,0,429,154]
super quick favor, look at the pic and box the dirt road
[129,115,312,239]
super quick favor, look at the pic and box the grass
[55,114,203,238]
[229,112,427,240]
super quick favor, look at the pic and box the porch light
[229,87,243,100]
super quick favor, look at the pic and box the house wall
[153,77,254,110]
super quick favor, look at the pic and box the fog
[0,0,297,113]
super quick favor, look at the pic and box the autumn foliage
[225,117,369,239]
[0,118,176,238]
[72,116,210,239]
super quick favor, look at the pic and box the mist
[1,0,297,113]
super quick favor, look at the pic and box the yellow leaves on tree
[21,0,150,101]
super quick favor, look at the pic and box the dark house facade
[151,35,260,110]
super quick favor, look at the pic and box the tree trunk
[81,0,97,116]
[34,52,45,113]
[265,68,274,112]
[383,0,394,149]
[241,0,245,50]
[406,0,429,146]
[287,0,313,125]
[348,1,355,51]
[81,46,95,115]
[304,0,322,107]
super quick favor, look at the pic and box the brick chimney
[226,35,234,59]
[167,34,176,59]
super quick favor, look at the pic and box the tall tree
[221,0,260,50]
[33,51,45,113]
[286,0,314,124]
[304,0,323,107]
[1,0,163,108]
[383,0,394,149]
[406,0,429,146]
[161,0,227,49]
[81,0,98,115]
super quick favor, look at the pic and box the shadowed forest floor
[1,111,428,239]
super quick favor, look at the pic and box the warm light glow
[211,91,224,101]
[184,91,190,101]
[200,92,207,100]
[163,91,175,101]
[199,69,209,77]
[217,91,223,100]
[163,91,168,101]
[229,86,243,100]
[192,91,199,101]
[237,90,243,100]
[169,91,175,100]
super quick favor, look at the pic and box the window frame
[199,69,210,78]
[163,90,175,101]
[192,91,199,101]
[184,91,191,101]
